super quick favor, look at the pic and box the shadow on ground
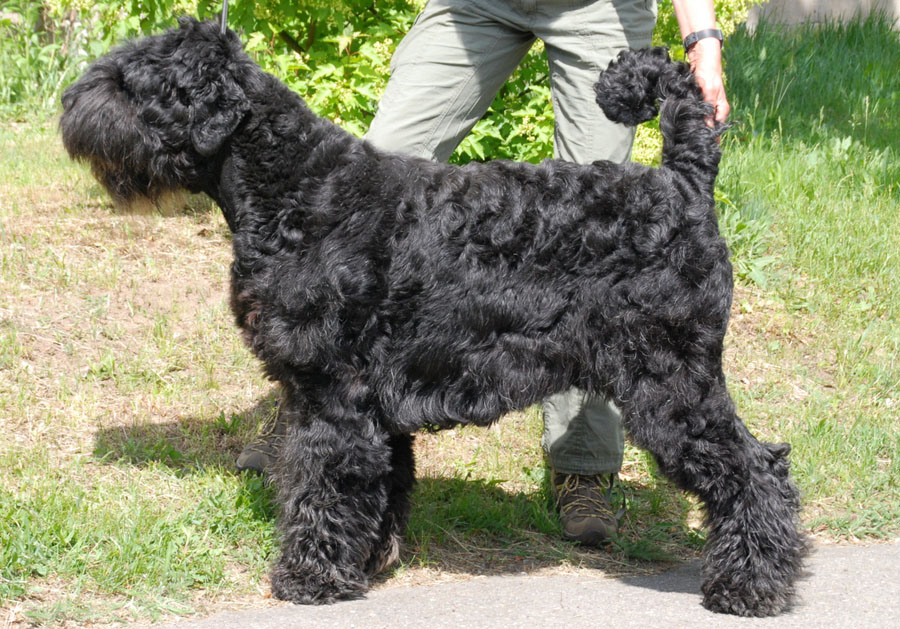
[91,393,704,584]
[93,391,281,473]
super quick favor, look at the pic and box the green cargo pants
[365,0,657,475]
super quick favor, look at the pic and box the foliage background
[1,0,760,162]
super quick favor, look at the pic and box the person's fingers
[694,71,730,124]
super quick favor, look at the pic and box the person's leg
[366,0,536,159]
[534,0,657,542]
[543,390,624,475]
[542,389,624,545]
[538,0,658,164]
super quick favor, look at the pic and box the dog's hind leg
[270,391,396,604]
[616,371,808,617]
[365,433,416,577]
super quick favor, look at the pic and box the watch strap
[683,28,724,51]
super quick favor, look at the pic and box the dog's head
[61,17,253,203]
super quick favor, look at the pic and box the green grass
[718,13,900,535]
[0,122,281,623]
[1,451,276,624]
[1,14,899,625]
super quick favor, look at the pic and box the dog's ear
[189,75,249,156]
[172,19,251,156]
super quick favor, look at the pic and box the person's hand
[687,38,729,125]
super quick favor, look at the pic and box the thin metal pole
[221,0,229,34]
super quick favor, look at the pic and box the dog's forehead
[102,29,218,93]
[113,20,227,63]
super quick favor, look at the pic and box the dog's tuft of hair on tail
[594,47,703,125]
[596,47,725,194]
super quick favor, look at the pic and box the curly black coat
[60,18,808,617]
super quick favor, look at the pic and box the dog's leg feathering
[270,390,406,604]
[618,374,809,617]
[365,433,416,577]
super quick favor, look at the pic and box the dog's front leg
[619,375,808,617]
[269,393,395,604]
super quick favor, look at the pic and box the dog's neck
[205,153,240,232]
[201,73,325,234]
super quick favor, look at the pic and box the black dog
[61,18,808,617]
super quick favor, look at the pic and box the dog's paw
[701,574,794,617]
[270,564,368,605]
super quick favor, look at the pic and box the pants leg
[366,0,535,160]
[542,389,625,475]
[537,0,657,475]
[537,0,657,164]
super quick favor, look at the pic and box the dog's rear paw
[366,531,403,577]
[270,564,368,605]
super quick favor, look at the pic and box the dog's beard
[85,158,200,216]
[88,158,153,204]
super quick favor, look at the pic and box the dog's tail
[594,47,723,191]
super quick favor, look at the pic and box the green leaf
[337,23,355,55]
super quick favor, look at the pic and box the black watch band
[683,28,724,51]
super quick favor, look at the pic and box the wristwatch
[683,28,724,52]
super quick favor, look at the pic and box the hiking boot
[236,404,286,475]
[552,472,622,546]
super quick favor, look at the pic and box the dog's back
[372,156,730,430]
